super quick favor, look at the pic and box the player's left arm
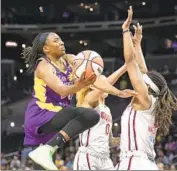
[97,64,127,86]
[109,130,120,147]
[93,64,127,94]
[84,65,129,104]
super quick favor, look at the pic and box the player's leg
[40,107,100,146]
[29,107,100,170]
[73,152,97,170]
[101,157,115,170]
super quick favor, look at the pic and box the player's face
[44,33,66,58]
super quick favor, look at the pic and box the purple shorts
[24,101,57,146]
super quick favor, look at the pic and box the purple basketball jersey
[24,57,73,146]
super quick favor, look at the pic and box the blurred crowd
[1,128,177,170]
[1,4,129,25]
[1,72,33,105]
[2,1,177,25]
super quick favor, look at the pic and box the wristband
[122,29,130,34]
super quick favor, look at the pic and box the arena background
[1,0,177,170]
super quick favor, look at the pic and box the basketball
[73,50,104,79]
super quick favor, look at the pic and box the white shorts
[73,151,114,170]
[115,156,158,170]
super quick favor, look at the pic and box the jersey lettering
[79,105,112,154]
[105,123,111,135]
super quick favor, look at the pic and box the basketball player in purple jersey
[22,32,136,170]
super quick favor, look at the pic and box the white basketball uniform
[73,104,114,170]
[116,95,159,170]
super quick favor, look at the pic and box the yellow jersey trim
[34,76,63,112]
[36,101,62,112]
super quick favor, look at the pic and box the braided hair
[21,32,50,73]
[147,71,177,136]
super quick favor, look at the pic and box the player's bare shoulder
[36,59,56,78]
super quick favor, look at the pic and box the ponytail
[21,32,50,73]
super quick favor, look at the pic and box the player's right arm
[106,64,127,85]
[85,78,132,104]
[36,60,96,97]
[122,6,151,109]
[93,64,127,92]
[84,65,136,105]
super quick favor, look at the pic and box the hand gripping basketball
[75,71,97,90]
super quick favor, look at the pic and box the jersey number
[105,124,110,135]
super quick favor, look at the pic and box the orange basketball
[73,50,104,79]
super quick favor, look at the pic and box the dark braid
[147,71,177,136]
[21,32,50,73]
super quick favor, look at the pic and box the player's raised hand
[132,23,143,46]
[75,71,97,89]
[122,6,133,31]
[118,89,137,98]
